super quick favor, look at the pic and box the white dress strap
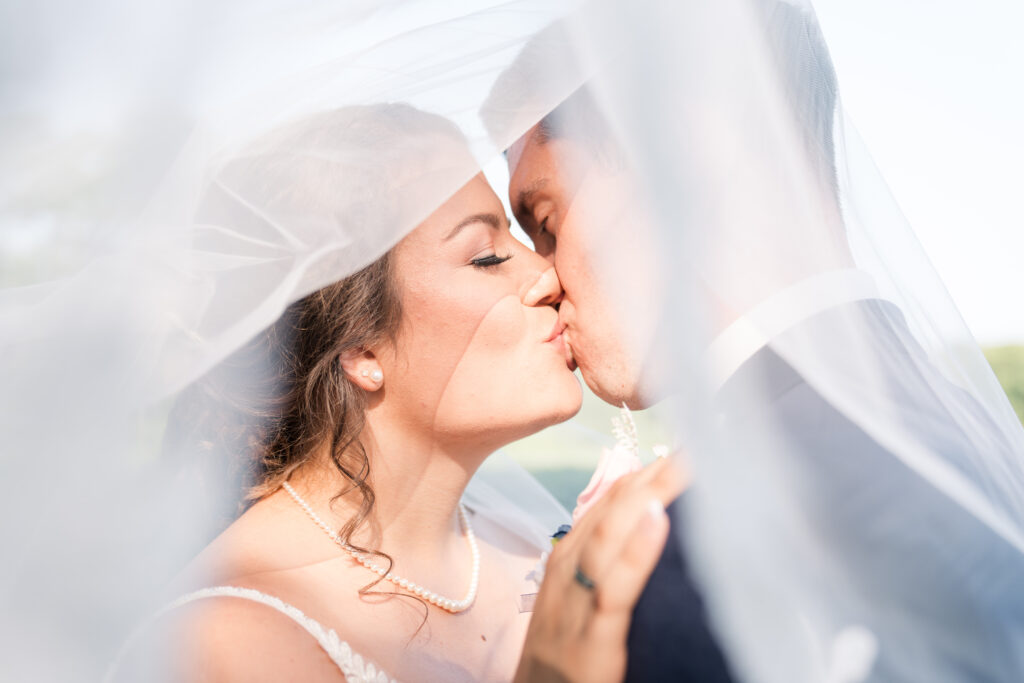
[105,585,398,683]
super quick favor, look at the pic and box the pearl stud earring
[360,370,369,377]
[370,370,383,383]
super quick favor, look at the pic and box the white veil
[3,0,1023,681]
[528,1,1024,680]
[1,2,584,679]
[485,0,1024,679]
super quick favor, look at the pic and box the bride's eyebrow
[443,212,509,242]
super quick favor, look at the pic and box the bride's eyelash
[471,253,514,269]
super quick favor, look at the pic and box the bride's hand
[514,456,687,683]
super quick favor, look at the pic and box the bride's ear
[340,349,385,391]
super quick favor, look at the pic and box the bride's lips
[544,321,577,371]
[544,320,567,344]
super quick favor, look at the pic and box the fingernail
[646,498,665,520]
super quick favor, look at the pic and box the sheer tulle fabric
[1,2,584,679]
[2,0,1022,681]
[538,1,1024,680]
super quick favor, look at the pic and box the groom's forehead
[506,133,532,178]
[507,121,559,179]
[507,136,556,218]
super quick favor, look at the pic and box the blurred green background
[511,345,1024,511]
[985,346,1024,424]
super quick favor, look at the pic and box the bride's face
[377,173,582,449]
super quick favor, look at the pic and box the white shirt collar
[706,269,886,391]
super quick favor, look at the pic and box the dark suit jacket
[626,299,1024,682]
[625,496,734,682]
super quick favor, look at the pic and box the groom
[493,2,1024,681]
[494,6,849,680]
[498,8,1024,683]
[490,5,839,681]
[503,90,737,683]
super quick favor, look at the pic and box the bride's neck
[291,409,494,565]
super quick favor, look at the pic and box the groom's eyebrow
[511,178,548,222]
[443,212,510,241]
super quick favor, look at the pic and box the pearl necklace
[281,481,480,613]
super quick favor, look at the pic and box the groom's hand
[514,457,686,683]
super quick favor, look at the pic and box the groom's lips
[561,328,578,372]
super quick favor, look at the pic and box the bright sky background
[814,0,1024,346]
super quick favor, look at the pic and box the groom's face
[507,124,662,409]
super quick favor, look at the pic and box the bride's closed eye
[471,253,514,269]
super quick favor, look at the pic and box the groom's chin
[582,369,648,410]
[581,358,670,410]
[623,392,655,411]
[621,385,661,411]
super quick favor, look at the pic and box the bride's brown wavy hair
[164,104,467,581]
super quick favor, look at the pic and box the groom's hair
[485,0,840,192]
[533,85,616,160]
[758,0,840,193]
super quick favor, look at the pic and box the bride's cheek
[462,295,527,361]
[444,298,528,384]
[425,297,527,422]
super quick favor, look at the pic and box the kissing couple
[16,1,1022,682]
[114,35,728,683]
[131,98,707,683]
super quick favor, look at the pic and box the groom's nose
[523,266,564,308]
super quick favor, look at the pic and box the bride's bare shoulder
[115,590,348,683]
[126,493,351,682]
[177,489,322,587]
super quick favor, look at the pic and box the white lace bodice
[175,586,398,683]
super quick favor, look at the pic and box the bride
[106,104,678,682]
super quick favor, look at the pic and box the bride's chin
[543,375,585,425]
[494,378,582,444]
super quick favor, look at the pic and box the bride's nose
[522,266,564,307]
